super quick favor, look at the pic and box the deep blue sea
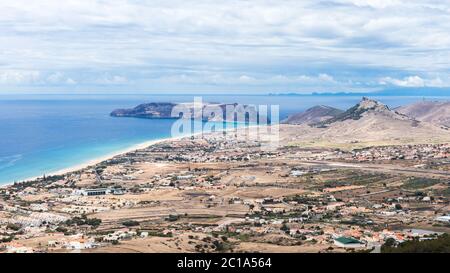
[0,94,448,185]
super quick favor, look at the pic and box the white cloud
[47,72,77,85]
[0,1,449,92]
[0,70,41,84]
[238,75,256,83]
[47,72,64,83]
[268,74,337,85]
[380,76,425,87]
[379,75,450,87]
[66,78,77,85]
[317,74,336,83]
[151,72,343,88]
[95,75,128,85]
[343,0,402,8]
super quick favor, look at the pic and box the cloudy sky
[0,0,450,93]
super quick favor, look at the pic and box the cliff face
[111,102,267,122]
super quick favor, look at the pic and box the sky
[0,0,450,94]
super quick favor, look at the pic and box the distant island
[111,102,268,123]
[269,87,450,97]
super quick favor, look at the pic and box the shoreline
[0,134,189,188]
[1,123,265,188]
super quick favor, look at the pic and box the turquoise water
[0,94,448,185]
[0,98,178,184]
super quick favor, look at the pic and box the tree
[280,223,290,234]
[122,220,140,227]
[382,234,450,253]
[384,238,397,248]
[6,223,21,231]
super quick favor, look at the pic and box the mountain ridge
[397,100,450,127]
[312,97,415,127]
[279,97,450,148]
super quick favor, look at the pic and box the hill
[313,97,414,127]
[280,97,450,149]
[111,103,178,119]
[396,100,450,127]
[111,102,265,122]
[282,105,343,125]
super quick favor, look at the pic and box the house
[75,187,125,196]
[7,246,34,253]
[290,170,306,177]
[435,215,450,224]
[177,175,194,180]
[111,188,125,195]
[403,229,443,240]
[77,188,108,196]
[334,237,366,248]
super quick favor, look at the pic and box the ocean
[0,93,448,185]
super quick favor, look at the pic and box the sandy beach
[3,135,187,187]
[7,124,265,187]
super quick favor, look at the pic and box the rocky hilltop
[281,97,450,148]
[313,97,414,127]
[111,102,266,122]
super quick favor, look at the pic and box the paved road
[265,158,449,179]
[305,160,450,179]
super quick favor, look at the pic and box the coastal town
[0,114,449,253]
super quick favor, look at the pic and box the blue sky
[0,0,450,94]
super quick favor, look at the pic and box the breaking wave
[0,154,23,170]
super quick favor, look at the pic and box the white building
[435,215,450,224]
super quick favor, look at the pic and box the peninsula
[111,102,267,123]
